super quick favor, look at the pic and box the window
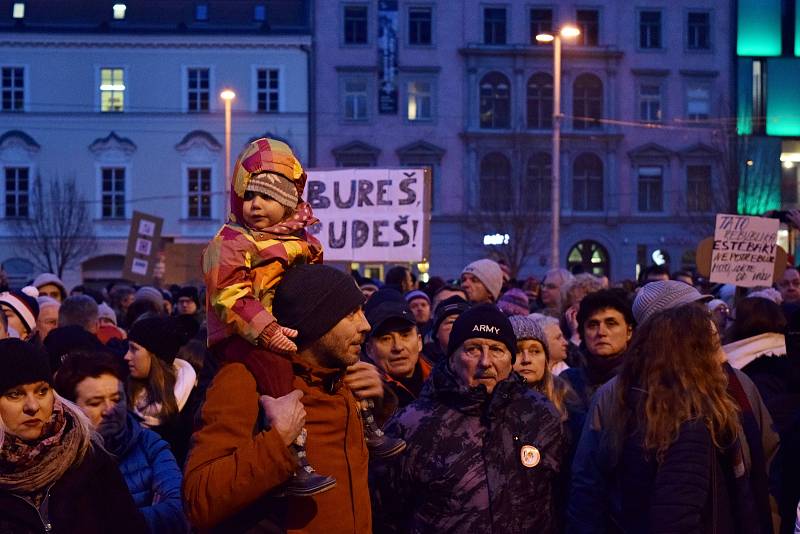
[639,83,661,122]
[530,8,553,44]
[12,3,24,19]
[4,167,28,218]
[687,12,710,50]
[573,153,603,211]
[99,68,125,112]
[572,73,603,129]
[686,83,710,120]
[257,68,279,113]
[187,68,209,113]
[187,167,212,218]
[408,6,432,45]
[479,72,510,129]
[526,153,551,211]
[687,165,712,211]
[638,166,663,212]
[1,67,24,112]
[407,80,432,121]
[195,4,208,20]
[639,11,662,49]
[480,153,511,211]
[343,5,368,44]
[343,78,368,121]
[576,9,599,46]
[527,73,553,129]
[112,3,126,19]
[101,167,125,218]
[254,4,266,21]
[483,7,507,45]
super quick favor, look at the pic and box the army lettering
[472,325,501,335]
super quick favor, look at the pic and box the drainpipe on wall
[301,1,315,166]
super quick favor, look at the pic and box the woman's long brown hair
[128,354,178,422]
[614,304,741,461]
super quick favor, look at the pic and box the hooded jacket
[202,138,323,347]
[371,363,565,534]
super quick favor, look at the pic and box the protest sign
[709,214,779,287]
[122,211,163,284]
[305,168,430,262]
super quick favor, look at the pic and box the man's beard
[308,332,361,369]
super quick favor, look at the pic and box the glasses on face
[780,279,800,288]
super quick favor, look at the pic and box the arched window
[567,240,610,277]
[480,152,511,211]
[479,72,511,129]
[525,152,551,211]
[572,73,603,130]
[573,153,603,211]
[527,73,553,129]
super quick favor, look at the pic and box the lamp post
[220,89,236,218]
[536,26,580,270]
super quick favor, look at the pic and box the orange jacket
[182,360,371,533]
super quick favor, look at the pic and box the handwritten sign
[122,211,164,284]
[305,168,430,262]
[710,214,779,287]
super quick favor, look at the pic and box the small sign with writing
[122,211,164,284]
[710,214,779,287]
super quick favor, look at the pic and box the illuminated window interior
[100,68,125,112]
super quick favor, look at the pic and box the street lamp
[220,89,236,218]
[536,25,580,270]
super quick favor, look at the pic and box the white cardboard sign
[710,214,779,287]
[304,168,430,262]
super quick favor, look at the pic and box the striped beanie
[246,171,298,210]
[0,288,40,334]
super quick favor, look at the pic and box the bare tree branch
[12,175,98,278]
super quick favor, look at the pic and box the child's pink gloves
[260,322,299,355]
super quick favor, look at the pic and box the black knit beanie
[0,338,52,394]
[176,286,200,307]
[446,303,517,363]
[273,264,365,347]
[127,316,187,365]
[432,295,470,337]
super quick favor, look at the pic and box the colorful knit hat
[497,288,530,316]
[246,171,298,210]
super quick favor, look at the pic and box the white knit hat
[461,259,503,301]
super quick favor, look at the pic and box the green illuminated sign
[737,0,782,56]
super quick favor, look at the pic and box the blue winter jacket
[117,412,188,533]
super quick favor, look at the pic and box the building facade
[314,0,734,282]
[0,0,311,288]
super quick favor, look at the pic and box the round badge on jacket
[520,445,541,468]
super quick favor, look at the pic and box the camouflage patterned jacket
[370,362,566,534]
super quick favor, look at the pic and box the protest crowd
[1,138,800,534]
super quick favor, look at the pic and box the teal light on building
[737,0,782,56]
[766,59,800,136]
[738,138,782,215]
[737,59,753,135]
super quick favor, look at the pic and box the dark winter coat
[568,375,779,534]
[0,445,148,534]
[371,362,566,534]
[116,413,187,533]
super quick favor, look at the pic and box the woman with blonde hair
[569,304,773,534]
[0,339,145,532]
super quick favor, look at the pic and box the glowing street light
[535,25,581,270]
[220,89,236,218]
